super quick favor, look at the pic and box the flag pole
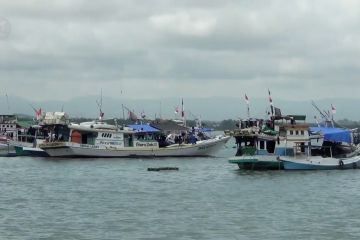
[245,94,250,119]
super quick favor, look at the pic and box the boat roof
[69,123,134,133]
[310,127,352,143]
[41,112,69,125]
[151,120,188,132]
[128,124,160,133]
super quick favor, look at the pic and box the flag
[331,104,336,114]
[175,106,179,114]
[244,94,249,105]
[35,108,42,120]
[100,111,104,118]
[141,110,146,119]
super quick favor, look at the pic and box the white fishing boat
[39,121,230,157]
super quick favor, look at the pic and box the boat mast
[96,89,104,122]
[181,98,186,127]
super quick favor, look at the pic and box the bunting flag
[244,94,249,105]
[331,104,336,114]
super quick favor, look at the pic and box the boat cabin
[66,122,161,149]
[234,115,314,157]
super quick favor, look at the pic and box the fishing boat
[228,115,321,170]
[280,141,360,170]
[280,155,360,170]
[38,121,230,157]
[0,114,31,155]
[9,112,70,157]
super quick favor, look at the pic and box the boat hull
[41,136,230,158]
[281,156,360,170]
[14,146,49,157]
[229,156,283,170]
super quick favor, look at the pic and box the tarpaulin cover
[128,124,160,133]
[310,127,352,143]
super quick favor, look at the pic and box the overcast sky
[1,0,360,102]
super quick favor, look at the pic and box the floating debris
[147,167,179,171]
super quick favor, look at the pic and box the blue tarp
[128,124,160,133]
[196,127,214,132]
[310,127,352,144]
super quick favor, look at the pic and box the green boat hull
[14,146,49,157]
[229,158,283,170]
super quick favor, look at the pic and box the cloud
[0,0,360,103]
[149,11,217,37]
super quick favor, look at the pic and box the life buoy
[339,160,344,168]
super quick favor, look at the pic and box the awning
[310,127,352,144]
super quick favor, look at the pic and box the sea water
[1,138,360,240]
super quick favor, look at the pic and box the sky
[1,0,360,102]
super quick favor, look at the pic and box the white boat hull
[281,155,360,170]
[41,136,230,158]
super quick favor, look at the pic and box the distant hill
[0,95,359,121]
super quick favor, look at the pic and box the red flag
[35,108,42,120]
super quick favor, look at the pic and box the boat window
[266,141,276,154]
[109,134,112,138]
[296,130,299,135]
[290,130,293,135]
[259,141,264,150]
[301,130,304,135]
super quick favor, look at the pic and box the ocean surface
[1,138,360,240]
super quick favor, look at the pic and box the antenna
[5,93,10,111]
[159,101,162,119]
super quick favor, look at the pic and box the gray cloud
[1,0,360,103]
